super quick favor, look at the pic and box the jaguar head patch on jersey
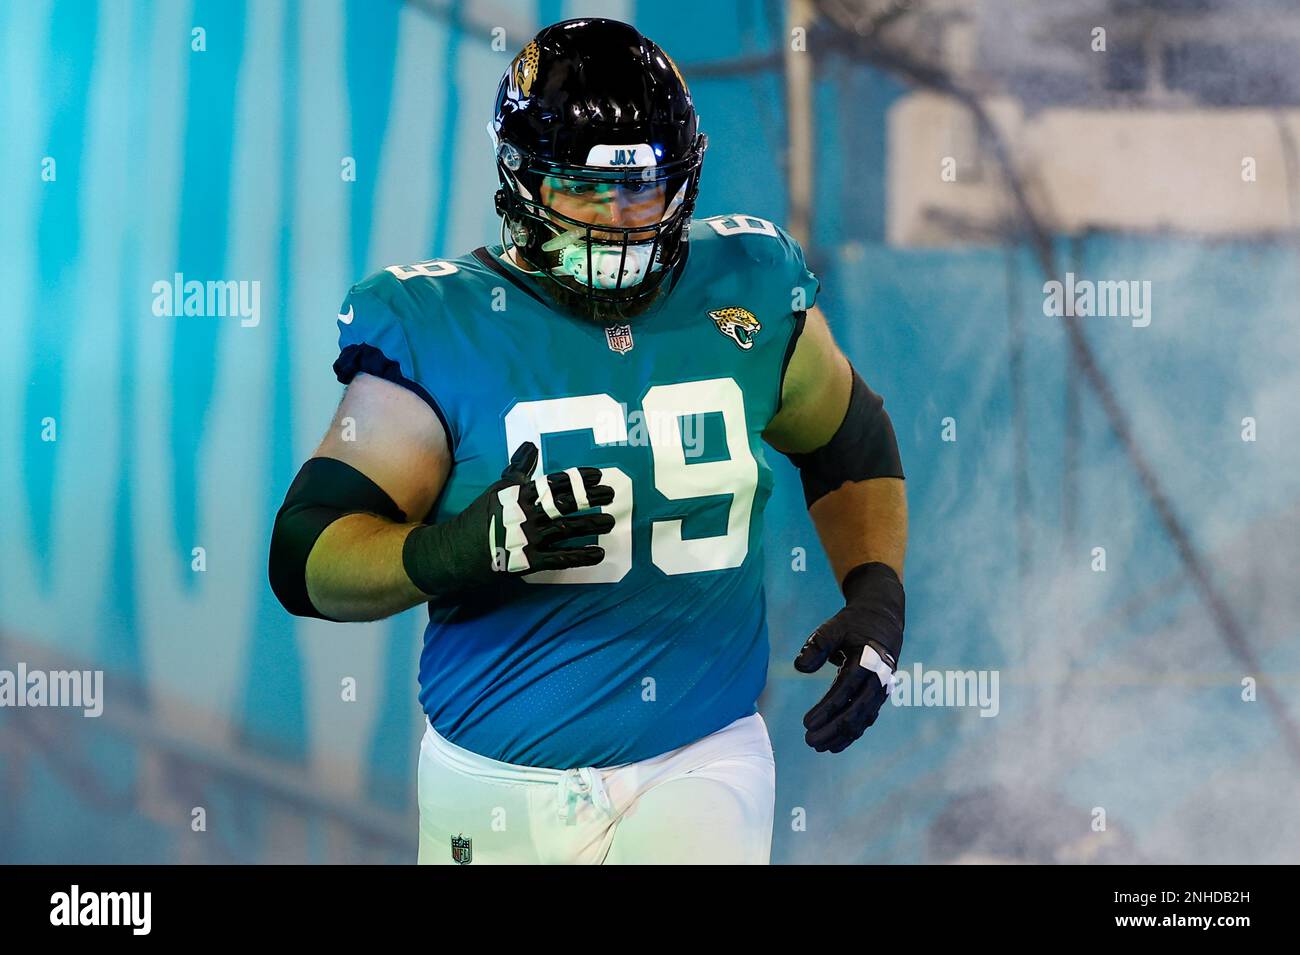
[510,40,539,97]
[709,307,762,350]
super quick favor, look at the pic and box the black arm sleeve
[782,365,905,508]
[268,457,407,620]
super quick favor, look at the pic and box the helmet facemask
[493,135,706,322]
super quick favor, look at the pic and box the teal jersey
[335,214,819,768]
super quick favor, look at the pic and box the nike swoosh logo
[338,305,354,324]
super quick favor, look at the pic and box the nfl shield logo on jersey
[605,324,634,355]
[450,833,472,865]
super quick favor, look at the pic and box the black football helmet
[489,18,707,319]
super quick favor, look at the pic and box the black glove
[794,562,905,754]
[403,442,615,598]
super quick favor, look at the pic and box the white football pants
[417,713,776,864]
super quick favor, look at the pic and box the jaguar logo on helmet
[709,307,762,350]
[511,40,539,97]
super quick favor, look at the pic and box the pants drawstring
[556,766,613,820]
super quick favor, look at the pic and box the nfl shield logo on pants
[450,833,472,865]
[605,324,634,355]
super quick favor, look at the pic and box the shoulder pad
[694,214,820,315]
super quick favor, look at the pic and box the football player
[269,17,907,865]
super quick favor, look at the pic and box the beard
[537,276,666,323]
